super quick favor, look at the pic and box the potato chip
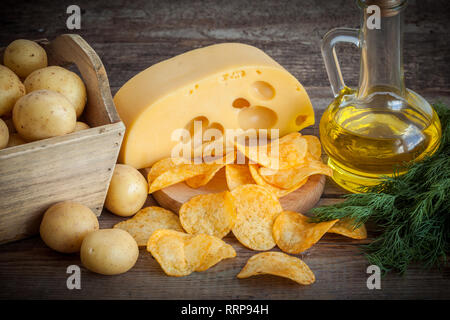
[303,135,322,160]
[147,229,192,276]
[148,162,217,193]
[274,132,308,169]
[225,164,255,190]
[185,163,225,188]
[231,184,282,250]
[183,234,212,271]
[196,237,236,272]
[184,234,236,272]
[259,160,332,190]
[328,218,368,239]
[179,191,236,238]
[147,158,177,183]
[273,211,338,254]
[147,230,235,276]
[113,206,183,246]
[235,132,308,170]
[185,152,236,188]
[237,252,315,285]
[248,164,305,198]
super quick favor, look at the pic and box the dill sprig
[310,103,450,274]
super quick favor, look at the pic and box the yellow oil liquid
[320,87,442,192]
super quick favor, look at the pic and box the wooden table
[1,0,449,299]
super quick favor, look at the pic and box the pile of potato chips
[114,132,367,285]
[147,132,333,198]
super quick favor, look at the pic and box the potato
[13,90,76,141]
[3,39,48,78]
[80,229,139,275]
[0,118,9,150]
[40,201,99,253]
[6,133,26,148]
[24,66,87,117]
[105,164,148,217]
[74,121,90,132]
[0,65,26,116]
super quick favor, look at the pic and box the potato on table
[39,201,99,253]
[105,164,148,217]
[3,39,48,78]
[81,229,139,275]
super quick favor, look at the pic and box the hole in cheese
[296,115,308,126]
[238,106,278,130]
[250,81,275,100]
[209,122,225,135]
[232,98,251,109]
[185,116,209,139]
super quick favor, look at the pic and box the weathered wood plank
[0,210,448,300]
[1,0,450,92]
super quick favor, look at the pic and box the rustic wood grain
[0,0,449,299]
[0,34,125,244]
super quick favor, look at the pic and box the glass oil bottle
[320,0,441,192]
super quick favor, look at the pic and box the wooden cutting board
[142,167,326,214]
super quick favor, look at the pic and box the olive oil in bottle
[320,87,441,192]
[320,1,442,192]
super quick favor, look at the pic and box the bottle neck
[357,5,406,98]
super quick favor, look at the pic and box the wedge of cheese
[114,43,314,169]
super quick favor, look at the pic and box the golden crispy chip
[259,160,332,190]
[185,152,236,188]
[225,164,255,190]
[248,164,305,198]
[237,252,315,285]
[231,184,282,250]
[197,238,236,272]
[235,132,308,170]
[274,132,308,169]
[147,158,177,184]
[273,211,338,254]
[147,229,192,276]
[185,163,225,188]
[179,191,236,238]
[328,218,368,239]
[148,161,217,193]
[147,230,235,276]
[303,135,322,160]
[113,206,183,246]
[184,234,236,272]
[183,234,212,271]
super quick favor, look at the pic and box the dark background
[1,0,449,96]
[0,0,449,299]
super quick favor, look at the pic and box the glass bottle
[320,0,441,193]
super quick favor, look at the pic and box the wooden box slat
[0,34,125,244]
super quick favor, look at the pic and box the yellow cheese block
[114,43,314,169]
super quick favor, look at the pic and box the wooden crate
[0,34,125,244]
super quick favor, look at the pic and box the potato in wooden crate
[0,34,125,244]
